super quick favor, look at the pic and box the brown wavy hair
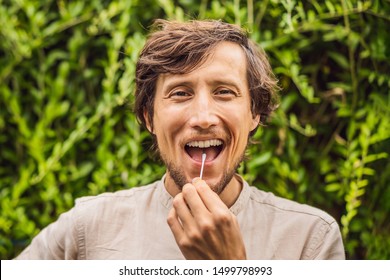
[135,19,279,133]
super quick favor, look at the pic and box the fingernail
[192,177,202,184]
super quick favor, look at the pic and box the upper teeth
[186,139,223,148]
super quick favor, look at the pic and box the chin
[204,173,236,194]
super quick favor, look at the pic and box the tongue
[186,147,219,162]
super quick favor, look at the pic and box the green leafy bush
[1,0,389,259]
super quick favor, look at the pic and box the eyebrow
[161,76,244,93]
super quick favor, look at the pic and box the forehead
[209,41,248,69]
[157,42,248,89]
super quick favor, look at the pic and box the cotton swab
[199,152,206,179]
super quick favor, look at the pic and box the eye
[215,88,238,97]
[172,91,190,97]
[166,89,193,101]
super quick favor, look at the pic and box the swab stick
[199,152,206,179]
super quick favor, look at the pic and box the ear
[250,114,260,132]
[143,109,154,134]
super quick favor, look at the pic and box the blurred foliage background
[1,0,389,259]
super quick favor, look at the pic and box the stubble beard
[162,152,245,194]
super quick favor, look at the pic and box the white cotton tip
[200,152,207,179]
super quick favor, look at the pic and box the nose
[187,93,220,130]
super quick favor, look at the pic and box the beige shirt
[16,176,345,259]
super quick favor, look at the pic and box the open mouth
[185,139,224,162]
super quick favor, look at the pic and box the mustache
[181,127,232,146]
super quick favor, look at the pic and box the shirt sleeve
[312,221,345,260]
[14,207,81,260]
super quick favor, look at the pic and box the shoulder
[76,180,160,205]
[248,185,337,226]
[72,180,161,218]
[245,185,344,259]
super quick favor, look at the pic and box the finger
[181,182,209,218]
[172,192,196,229]
[192,178,228,212]
[167,207,185,243]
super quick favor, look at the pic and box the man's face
[147,42,259,193]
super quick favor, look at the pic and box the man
[16,19,345,260]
